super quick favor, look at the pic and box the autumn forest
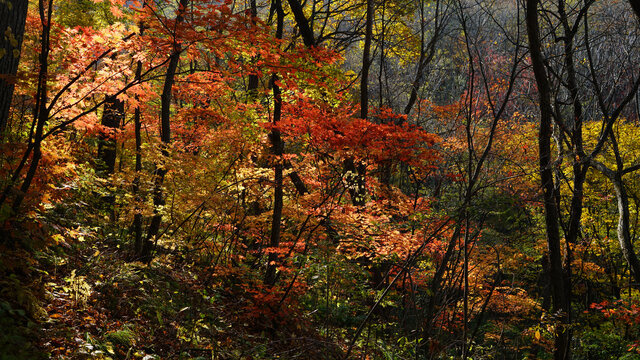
[2,0,640,358]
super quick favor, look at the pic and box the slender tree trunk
[131,3,147,258]
[421,223,461,350]
[609,133,640,286]
[585,0,640,287]
[264,0,285,286]
[609,129,640,287]
[142,0,189,262]
[254,0,308,197]
[462,213,470,359]
[591,160,640,286]
[264,74,284,285]
[360,0,373,121]
[132,60,144,257]
[133,101,143,256]
[247,0,259,96]
[555,3,585,352]
[377,0,385,110]
[11,0,52,214]
[344,0,373,207]
[559,0,585,248]
[611,176,640,286]
[526,1,571,358]
[377,1,393,187]
[0,0,29,137]
[404,0,441,116]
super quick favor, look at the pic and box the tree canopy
[1,0,640,359]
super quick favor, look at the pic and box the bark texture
[0,0,29,136]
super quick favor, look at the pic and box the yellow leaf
[535,330,541,340]
[93,34,105,44]
[52,234,64,244]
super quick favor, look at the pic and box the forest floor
[0,223,343,360]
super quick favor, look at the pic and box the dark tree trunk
[11,0,51,214]
[97,95,124,175]
[96,95,123,219]
[264,74,284,285]
[559,0,585,249]
[360,0,373,121]
[247,0,259,96]
[141,0,189,263]
[526,1,571,358]
[247,0,308,197]
[131,4,146,259]
[286,0,315,47]
[132,61,144,258]
[0,0,29,137]
[264,0,285,286]
[344,0,373,207]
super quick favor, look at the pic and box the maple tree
[2,0,640,359]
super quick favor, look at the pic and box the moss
[104,327,135,348]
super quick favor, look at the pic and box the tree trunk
[264,75,284,285]
[286,0,315,47]
[344,0,373,207]
[558,0,585,249]
[264,0,285,286]
[11,0,51,214]
[404,0,441,116]
[0,0,29,137]
[526,1,571,358]
[131,3,146,259]
[97,96,124,176]
[132,60,144,258]
[591,160,640,287]
[247,0,259,96]
[360,0,373,121]
[611,175,640,286]
[141,0,189,262]
[96,94,123,219]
